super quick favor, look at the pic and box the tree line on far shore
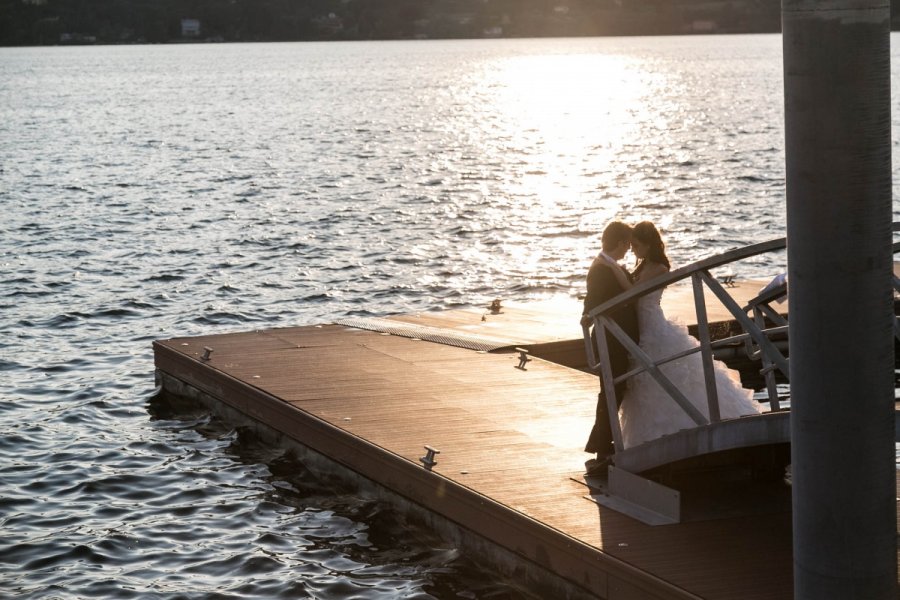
[3,0,899,47]
[2,0,778,46]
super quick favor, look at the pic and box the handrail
[582,237,789,375]
[582,236,790,455]
[590,237,786,319]
[584,223,900,456]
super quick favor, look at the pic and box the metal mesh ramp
[333,316,515,352]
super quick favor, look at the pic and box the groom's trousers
[584,332,630,456]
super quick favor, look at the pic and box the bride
[603,221,762,448]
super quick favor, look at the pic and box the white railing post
[700,271,790,378]
[603,317,708,427]
[752,305,782,411]
[593,318,626,453]
[692,271,721,423]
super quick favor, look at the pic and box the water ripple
[2,35,898,599]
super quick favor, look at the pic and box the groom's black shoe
[584,454,613,477]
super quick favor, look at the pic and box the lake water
[1,34,897,598]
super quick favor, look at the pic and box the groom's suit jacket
[583,258,640,374]
[583,258,640,454]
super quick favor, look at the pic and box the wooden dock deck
[152,286,898,600]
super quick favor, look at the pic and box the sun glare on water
[489,52,666,200]
[445,49,674,289]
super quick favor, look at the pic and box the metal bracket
[419,445,440,470]
[759,364,778,376]
[585,466,681,525]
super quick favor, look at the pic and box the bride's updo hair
[633,221,670,276]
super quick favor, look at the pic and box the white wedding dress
[619,287,762,448]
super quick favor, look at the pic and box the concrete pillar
[782,0,897,597]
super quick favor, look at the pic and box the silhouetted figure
[580,221,638,473]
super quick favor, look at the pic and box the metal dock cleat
[419,445,440,470]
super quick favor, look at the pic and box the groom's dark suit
[583,257,640,456]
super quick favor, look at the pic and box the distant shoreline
[0,0,788,47]
[5,0,899,48]
[11,30,787,49]
[10,26,900,49]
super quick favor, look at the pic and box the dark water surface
[2,35,899,598]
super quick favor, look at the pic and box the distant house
[59,32,97,44]
[313,13,343,35]
[181,19,201,38]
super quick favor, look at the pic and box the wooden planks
[153,295,897,600]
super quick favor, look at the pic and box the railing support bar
[692,271,721,423]
[755,303,789,327]
[593,320,626,453]
[753,306,782,411]
[601,316,708,427]
[700,271,790,378]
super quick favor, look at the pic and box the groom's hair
[601,221,632,252]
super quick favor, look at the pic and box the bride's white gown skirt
[619,290,762,449]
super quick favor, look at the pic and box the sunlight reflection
[430,44,703,299]
[487,52,666,201]
[456,50,673,290]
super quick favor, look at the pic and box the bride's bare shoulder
[639,261,670,281]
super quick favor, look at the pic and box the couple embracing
[581,221,761,475]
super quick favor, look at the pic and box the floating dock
[153,283,899,600]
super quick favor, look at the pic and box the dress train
[619,288,762,448]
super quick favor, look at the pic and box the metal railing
[583,224,900,455]
[582,237,790,454]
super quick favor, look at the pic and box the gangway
[581,226,900,524]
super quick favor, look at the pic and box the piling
[782,0,897,597]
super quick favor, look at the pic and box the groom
[580,221,639,474]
